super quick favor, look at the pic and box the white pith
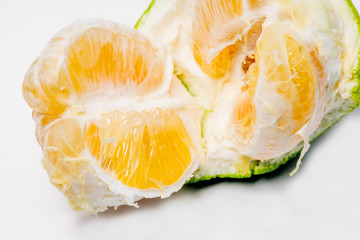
[137,0,360,177]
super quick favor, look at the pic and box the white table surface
[1,0,360,239]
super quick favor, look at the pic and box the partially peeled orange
[23,0,360,213]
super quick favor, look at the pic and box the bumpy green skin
[136,0,360,183]
[346,0,360,106]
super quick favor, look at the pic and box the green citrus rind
[135,0,157,29]
[135,0,173,30]
[136,0,360,183]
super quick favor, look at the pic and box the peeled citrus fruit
[24,0,360,213]
[136,0,360,181]
[23,19,203,213]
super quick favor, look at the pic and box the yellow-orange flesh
[234,24,316,144]
[24,27,167,116]
[190,0,317,146]
[44,109,194,190]
[192,0,266,79]
[84,109,194,189]
[24,24,197,191]
[62,28,165,97]
[234,62,258,144]
[192,0,243,78]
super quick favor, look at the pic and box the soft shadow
[352,106,360,115]
[77,196,166,222]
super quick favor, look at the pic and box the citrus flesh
[83,109,193,190]
[192,0,243,78]
[23,19,202,213]
[136,0,360,180]
[22,0,360,213]
[64,28,165,97]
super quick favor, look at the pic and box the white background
[1,0,360,239]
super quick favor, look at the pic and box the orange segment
[32,112,60,146]
[43,119,85,184]
[256,24,316,133]
[85,109,194,190]
[234,24,317,143]
[62,28,165,97]
[284,34,316,133]
[193,43,239,79]
[46,119,85,158]
[23,23,169,117]
[234,63,258,144]
[38,36,75,113]
[192,0,242,78]
[23,59,67,115]
[192,0,266,78]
